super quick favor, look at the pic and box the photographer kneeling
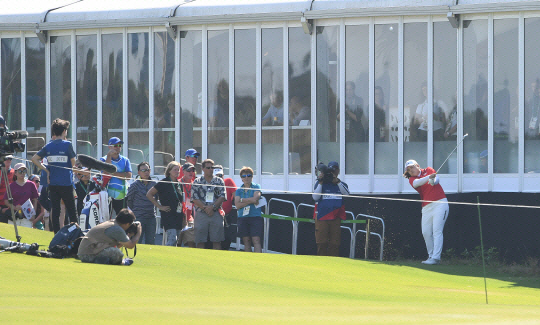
[77,209,141,266]
[312,161,350,257]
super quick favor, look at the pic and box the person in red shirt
[0,155,15,223]
[179,162,196,248]
[403,159,449,265]
[178,148,200,182]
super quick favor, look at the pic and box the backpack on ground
[48,222,87,258]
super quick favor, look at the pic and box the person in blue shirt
[312,161,350,256]
[234,166,263,253]
[101,137,132,216]
[32,118,87,233]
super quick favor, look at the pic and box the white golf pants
[421,198,449,260]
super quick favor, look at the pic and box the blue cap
[185,148,200,157]
[480,150,488,158]
[108,137,124,145]
[328,161,339,170]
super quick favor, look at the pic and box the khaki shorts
[179,221,195,245]
[194,210,224,244]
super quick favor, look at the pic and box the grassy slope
[1,224,539,324]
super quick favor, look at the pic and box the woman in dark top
[146,161,184,246]
[75,167,96,216]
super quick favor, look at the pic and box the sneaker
[421,258,433,264]
[423,258,440,265]
[123,258,134,266]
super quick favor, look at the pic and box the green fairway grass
[1,224,539,324]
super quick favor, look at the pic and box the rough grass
[1,224,540,324]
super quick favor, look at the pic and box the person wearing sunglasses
[126,162,157,245]
[177,162,197,248]
[212,164,237,250]
[191,159,226,250]
[0,155,15,223]
[177,148,200,182]
[101,137,132,216]
[234,167,263,253]
[3,163,40,229]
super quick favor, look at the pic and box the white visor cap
[404,159,418,170]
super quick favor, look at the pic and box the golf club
[436,133,468,174]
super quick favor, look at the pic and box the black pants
[110,198,126,217]
[49,185,78,234]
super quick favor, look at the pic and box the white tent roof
[1,0,539,32]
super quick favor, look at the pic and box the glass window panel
[493,19,518,174]
[102,34,123,159]
[154,31,175,176]
[404,23,427,168]
[50,36,71,138]
[316,26,339,168]
[180,31,202,173]
[434,22,458,174]
[207,30,229,173]
[374,24,398,174]
[463,20,488,173]
[261,28,284,175]
[25,38,46,163]
[128,33,149,169]
[76,35,97,157]
[288,27,311,175]
[345,25,369,174]
[234,29,256,174]
[1,38,21,131]
[525,18,540,173]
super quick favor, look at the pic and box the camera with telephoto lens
[0,127,26,157]
[125,221,140,238]
[315,163,334,184]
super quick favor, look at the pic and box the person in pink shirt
[403,159,449,265]
[3,163,39,228]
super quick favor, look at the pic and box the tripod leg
[2,165,20,242]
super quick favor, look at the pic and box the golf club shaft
[436,134,468,174]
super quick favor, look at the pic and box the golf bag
[48,222,86,258]
[79,174,111,230]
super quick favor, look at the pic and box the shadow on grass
[375,259,540,291]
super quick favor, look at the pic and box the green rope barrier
[262,214,366,224]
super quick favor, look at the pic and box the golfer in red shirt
[403,159,449,265]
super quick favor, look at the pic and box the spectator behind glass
[262,90,284,126]
[0,155,15,223]
[126,162,157,245]
[234,166,263,253]
[3,163,40,229]
[289,96,311,126]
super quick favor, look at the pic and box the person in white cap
[403,159,449,265]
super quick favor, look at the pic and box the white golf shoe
[422,258,440,265]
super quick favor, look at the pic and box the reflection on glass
[154,31,175,175]
[208,30,229,172]
[494,19,518,174]
[288,27,311,175]
[463,20,488,173]
[180,31,202,173]
[102,34,123,156]
[404,23,428,168]
[262,28,284,175]
[25,38,46,161]
[51,36,71,138]
[345,25,369,174]
[1,38,21,131]
[316,26,339,168]
[434,22,457,174]
[76,35,97,157]
[234,29,256,174]
[374,24,397,174]
[128,33,149,168]
[525,18,540,173]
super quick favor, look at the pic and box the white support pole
[149,28,155,172]
[339,19,346,178]
[229,25,235,177]
[175,28,180,163]
[45,34,51,143]
[457,18,464,192]
[202,26,208,160]
[369,18,375,193]
[71,31,77,152]
[256,23,262,183]
[97,29,103,158]
[311,21,317,187]
[427,17,434,168]
[398,18,404,192]
[123,28,128,157]
[488,14,494,190]
[518,13,524,191]
[21,33,26,136]
[283,24,289,190]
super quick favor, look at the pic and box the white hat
[404,160,418,170]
